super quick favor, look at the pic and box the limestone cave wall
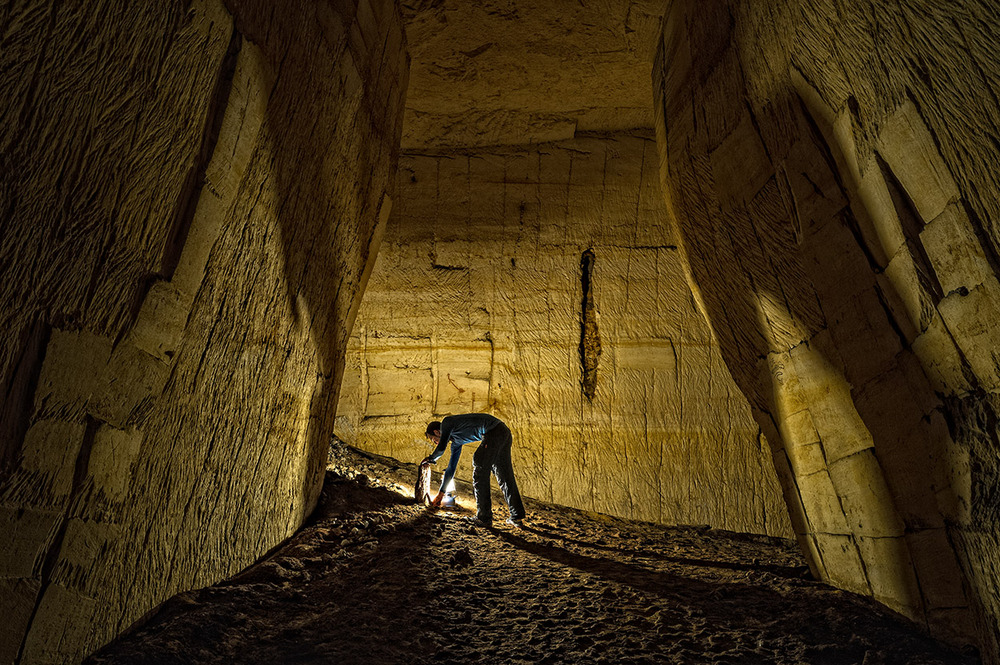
[335,134,792,537]
[654,0,1000,657]
[0,0,407,661]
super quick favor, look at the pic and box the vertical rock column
[0,0,408,662]
[654,0,1000,657]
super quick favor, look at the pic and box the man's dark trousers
[472,421,525,524]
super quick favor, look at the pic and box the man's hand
[430,491,444,507]
[421,456,435,466]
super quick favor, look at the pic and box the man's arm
[438,444,462,494]
[426,441,447,464]
[424,418,453,506]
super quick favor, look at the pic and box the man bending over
[423,413,526,528]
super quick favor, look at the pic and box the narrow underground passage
[3,0,999,662]
[87,443,971,665]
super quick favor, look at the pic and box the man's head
[425,421,441,445]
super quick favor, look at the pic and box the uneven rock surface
[336,134,791,537]
[4,0,997,661]
[399,0,665,148]
[653,0,1000,657]
[88,443,973,665]
[0,0,407,661]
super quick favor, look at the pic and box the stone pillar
[653,0,1000,657]
[0,0,408,661]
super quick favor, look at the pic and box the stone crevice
[578,248,600,403]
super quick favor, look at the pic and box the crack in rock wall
[335,134,792,538]
[0,0,408,661]
[653,0,1000,658]
[578,248,601,403]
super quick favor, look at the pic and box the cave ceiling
[399,0,665,149]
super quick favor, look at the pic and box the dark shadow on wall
[0,2,403,661]
[226,0,397,517]
[655,0,971,644]
[678,111,967,628]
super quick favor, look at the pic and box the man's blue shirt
[428,413,502,493]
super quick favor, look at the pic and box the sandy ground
[89,441,976,665]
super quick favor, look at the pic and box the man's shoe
[505,518,524,529]
[465,516,491,528]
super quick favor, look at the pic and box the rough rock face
[399,0,666,148]
[653,0,1000,657]
[0,0,407,661]
[335,134,792,537]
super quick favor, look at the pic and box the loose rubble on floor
[88,441,976,665]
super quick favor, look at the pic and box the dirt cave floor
[90,442,976,665]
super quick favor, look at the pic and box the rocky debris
[88,443,973,665]
[449,548,474,568]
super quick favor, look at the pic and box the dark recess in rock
[579,248,600,402]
